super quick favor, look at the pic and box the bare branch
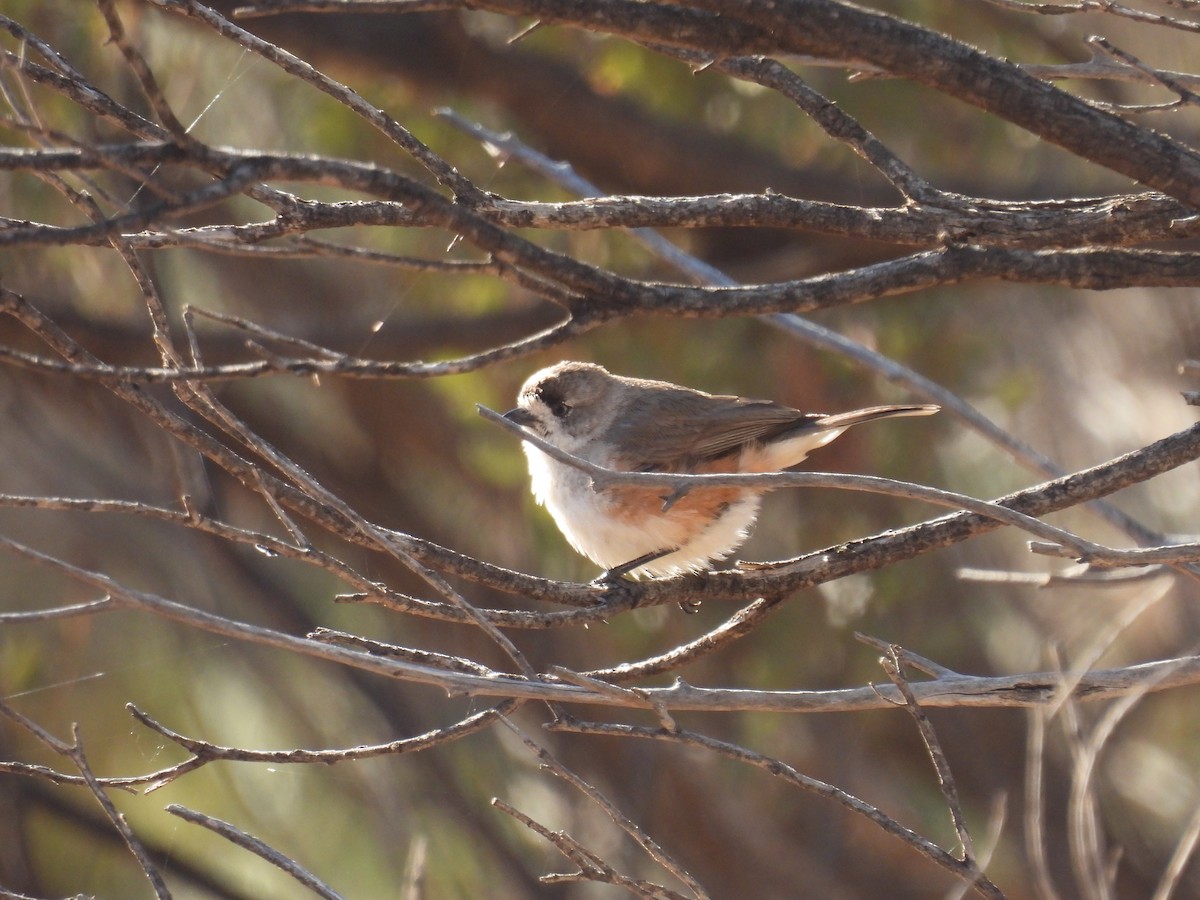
[420,0,1200,208]
[499,716,710,898]
[548,717,1005,898]
[880,649,982,871]
[491,799,693,899]
[166,805,343,900]
[0,703,171,898]
[982,0,1200,34]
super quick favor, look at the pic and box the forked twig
[498,716,709,898]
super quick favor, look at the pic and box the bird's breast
[522,444,764,572]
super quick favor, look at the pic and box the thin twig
[1152,801,1200,900]
[149,0,475,195]
[1025,705,1064,900]
[879,649,980,867]
[498,716,710,898]
[166,805,343,899]
[491,799,692,898]
[0,702,171,898]
[549,717,1006,899]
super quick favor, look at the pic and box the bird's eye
[535,385,571,418]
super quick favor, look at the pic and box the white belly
[524,446,761,577]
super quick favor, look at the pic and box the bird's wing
[609,390,815,471]
[609,388,938,472]
[687,399,821,462]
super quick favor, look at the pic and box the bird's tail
[747,404,939,471]
[813,404,940,431]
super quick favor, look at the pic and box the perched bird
[505,361,938,578]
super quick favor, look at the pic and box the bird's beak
[503,407,539,429]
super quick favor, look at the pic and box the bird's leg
[594,548,704,614]
[595,547,677,583]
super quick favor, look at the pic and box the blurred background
[2,1,1200,896]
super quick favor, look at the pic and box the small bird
[505,361,938,579]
